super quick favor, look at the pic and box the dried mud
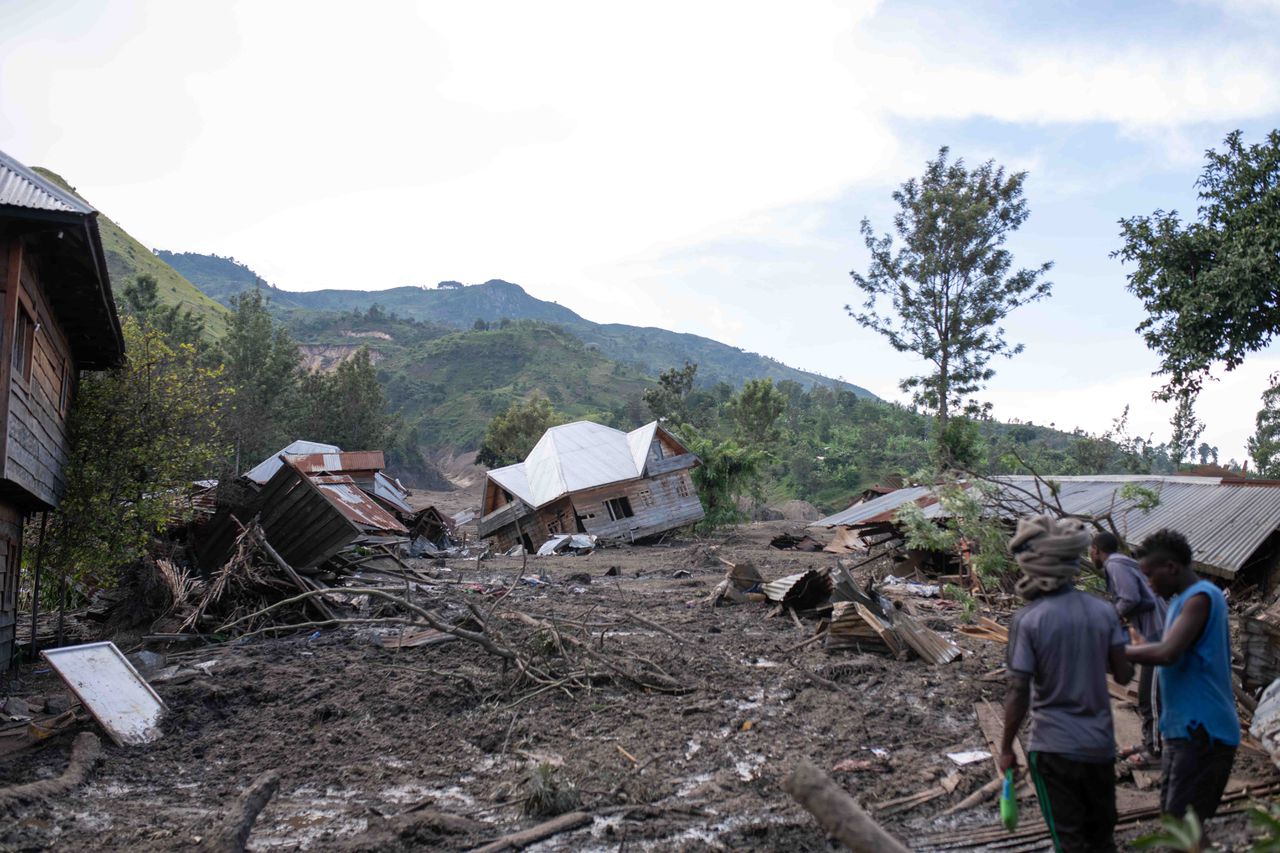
[0,522,1275,851]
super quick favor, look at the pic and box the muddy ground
[1,522,1276,851]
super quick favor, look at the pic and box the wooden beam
[783,760,910,853]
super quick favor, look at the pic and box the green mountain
[159,252,873,396]
[291,311,653,450]
[32,173,230,338]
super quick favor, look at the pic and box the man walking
[1127,529,1239,823]
[1000,515,1133,853]
[1091,531,1166,763]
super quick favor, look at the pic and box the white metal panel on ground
[42,642,166,746]
[812,486,933,528]
[244,439,340,484]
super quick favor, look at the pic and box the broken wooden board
[378,628,457,649]
[1111,701,1160,790]
[974,700,1033,798]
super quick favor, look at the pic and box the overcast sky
[4,0,1280,461]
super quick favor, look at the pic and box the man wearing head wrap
[999,515,1134,853]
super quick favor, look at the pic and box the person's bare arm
[1109,643,1134,684]
[1127,593,1210,666]
[998,673,1031,773]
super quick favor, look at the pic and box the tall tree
[727,378,787,445]
[1248,375,1280,478]
[120,274,205,346]
[475,392,565,468]
[296,347,396,452]
[1115,129,1280,399]
[643,361,698,425]
[49,315,229,586]
[1168,390,1205,467]
[220,288,300,471]
[849,148,1052,462]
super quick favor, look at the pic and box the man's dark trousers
[1028,751,1117,853]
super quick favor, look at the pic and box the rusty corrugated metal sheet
[311,475,408,533]
[287,451,387,475]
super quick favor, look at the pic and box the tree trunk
[784,760,910,852]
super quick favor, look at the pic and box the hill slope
[33,173,230,337]
[292,312,654,450]
[160,252,873,396]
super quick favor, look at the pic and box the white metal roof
[815,475,1280,578]
[0,149,95,214]
[486,420,676,509]
[244,439,341,484]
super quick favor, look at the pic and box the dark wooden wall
[573,470,704,541]
[0,239,74,510]
[0,502,24,669]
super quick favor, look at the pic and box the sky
[3,0,1280,461]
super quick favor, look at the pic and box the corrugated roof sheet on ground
[817,475,1280,578]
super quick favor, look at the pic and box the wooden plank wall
[4,248,74,509]
[574,471,704,541]
[0,502,24,669]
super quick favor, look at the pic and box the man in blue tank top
[1126,528,1239,823]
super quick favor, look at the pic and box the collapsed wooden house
[477,421,704,552]
[0,151,125,667]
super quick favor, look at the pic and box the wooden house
[477,421,704,552]
[0,150,125,665]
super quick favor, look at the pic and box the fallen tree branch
[0,732,102,809]
[196,770,281,853]
[783,760,910,853]
[469,810,591,853]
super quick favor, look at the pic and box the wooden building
[0,150,125,666]
[477,421,704,552]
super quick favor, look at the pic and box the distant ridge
[159,251,875,396]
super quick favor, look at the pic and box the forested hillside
[160,251,873,395]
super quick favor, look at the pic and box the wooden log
[783,760,910,853]
[941,774,1004,816]
[196,770,281,853]
[0,732,101,807]
[469,810,591,853]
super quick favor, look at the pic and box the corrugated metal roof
[485,420,691,509]
[311,475,408,533]
[244,440,341,484]
[287,450,387,475]
[812,486,934,528]
[0,149,94,214]
[818,475,1280,578]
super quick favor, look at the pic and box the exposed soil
[0,523,1275,851]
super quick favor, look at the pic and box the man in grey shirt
[1000,515,1134,853]
[1092,531,1166,761]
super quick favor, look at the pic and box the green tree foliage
[686,432,765,531]
[643,361,698,425]
[1116,129,1280,399]
[120,274,206,346]
[48,315,229,587]
[727,378,787,445]
[849,148,1053,462]
[221,288,301,471]
[1248,375,1280,477]
[1168,390,1205,468]
[475,392,566,468]
[295,347,396,452]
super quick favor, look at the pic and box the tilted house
[0,150,125,665]
[477,421,704,551]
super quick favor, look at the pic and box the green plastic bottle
[999,768,1019,831]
